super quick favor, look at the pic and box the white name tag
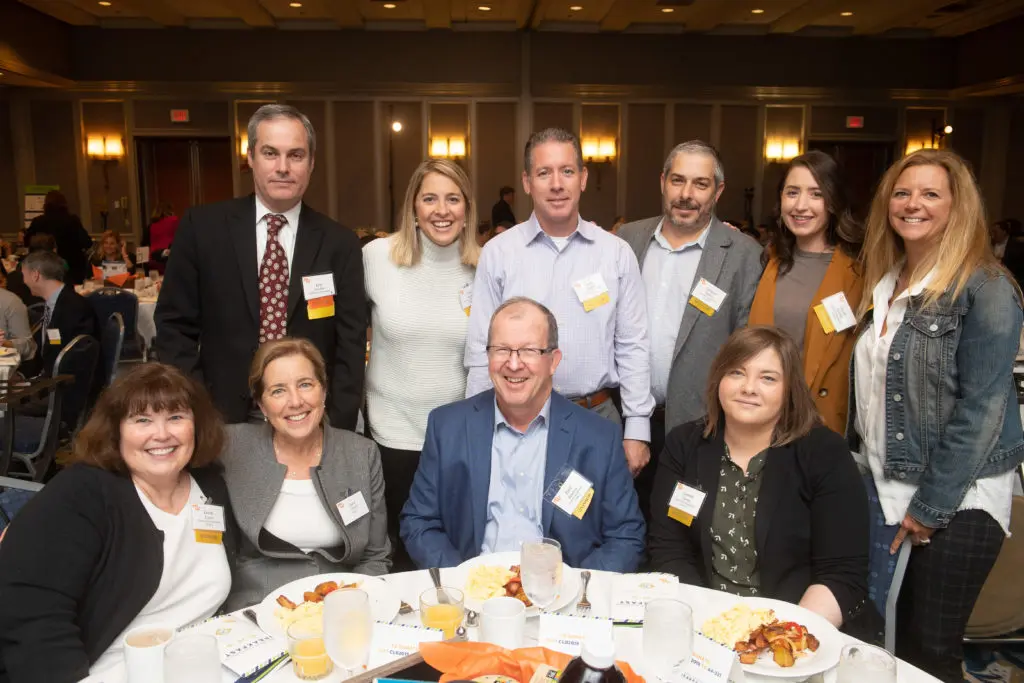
[820,291,857,332]
[551,469,595,520]
[336,491,370,526]
[668,482,706,526]
[688,278,727,316]
[46,329,61,345]
[301,272,336,300]
[102,262,128,277]
[681,634,746,683]
[458,283,473,316]
[367,623,443,670]
[192,503,226,544]
[572,273,610,312]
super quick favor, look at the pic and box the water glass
[419,586,465,639]
[163,634,221,683]
[323,588,373,675]
[836,643,897,683]
[287,616,334,681]
[643,599,693,682]
[520,538,563,610]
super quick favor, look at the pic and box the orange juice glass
[287,616,334,680]
[419,586,465,639]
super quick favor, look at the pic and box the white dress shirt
[255,197,301,271]
[854,267,1014,534]
[642,218,710,404]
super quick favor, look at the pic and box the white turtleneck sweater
[363,233,476,450]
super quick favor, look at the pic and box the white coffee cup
[123,624,175,683]
[480,597,526,650]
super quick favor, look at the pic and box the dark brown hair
[766,151,863,274]
[703,326,820,446]
[72,363,224,473]
[249,337,328,402]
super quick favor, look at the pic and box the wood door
[136,137,234,225]
[808,140,895,222]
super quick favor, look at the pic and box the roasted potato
[276,595,298,610]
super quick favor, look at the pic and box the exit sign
[846,115,865,129]
[170,109,190,123]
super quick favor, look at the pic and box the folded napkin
[610,573,680,623]
[419,641,643,683]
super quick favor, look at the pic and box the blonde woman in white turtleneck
[363,158,481,569]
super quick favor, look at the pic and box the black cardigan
[0,463,239,683]
[648,420,870,623]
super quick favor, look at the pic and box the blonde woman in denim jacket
[849,149,1024,683]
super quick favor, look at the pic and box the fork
[575,570,592,614]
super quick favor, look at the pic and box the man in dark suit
[400,297,645,571]
[21,250,97,376]
[155,104,366,428]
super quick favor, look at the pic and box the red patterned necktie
[259,214,289,343]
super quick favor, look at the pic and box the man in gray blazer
[618,140,763,521]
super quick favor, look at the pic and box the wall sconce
[765,139,800,162]
[86,134,124,161]
[430,136,466,159]
[238,134,250,170]
[582,137,616,163]
[931,120,953,148]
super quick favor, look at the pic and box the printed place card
[367,622,444,670]
[610,573,680,623]
[680,634,745,683]
[537,613,614,656]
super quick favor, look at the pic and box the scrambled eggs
[465,565,516,601]
[701,605,776,648]
[275,600,324,632]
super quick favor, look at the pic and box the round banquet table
[221,568,941,683]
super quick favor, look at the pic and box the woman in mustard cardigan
[749,151,863,433]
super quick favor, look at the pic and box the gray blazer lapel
[228,424,290,546]
[672,220,733,362]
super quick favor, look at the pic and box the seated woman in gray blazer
[221,337,391,611]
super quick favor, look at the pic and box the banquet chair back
[98,312,125,388]
[86,288,143,361]
[0,476,44,535]
[9,382,61,482]
[54,334,100,437]
[26,302,45,331]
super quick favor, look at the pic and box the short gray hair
[663,140,724,187]
[247,104,316,160]
[22,250,65,282]
[487,296,559,350]
[524,128,583,175]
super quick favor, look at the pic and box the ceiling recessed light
[98,1,111,5]
[751,8,765,14]
[661,7,674,12]
[477,4,492,10]
[569,4,583,10]
[391,121,403,133]
[383,2,396,8]
[840,11,853,16]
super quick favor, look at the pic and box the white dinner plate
[695,596,843,678]
[446,550,581,617]
[255,572,400,642]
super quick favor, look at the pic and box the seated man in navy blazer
[400,296,645,571]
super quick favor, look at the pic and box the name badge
[192,503,225,544]
[550,469,595,520]
[46,329,61,345]
[814,291,857,334]
[336,491,370,526]
[668,482,706,527]
[688,278,727,316]
[459,283,473,316]
[572,273,610,312]
[301,273,336,300]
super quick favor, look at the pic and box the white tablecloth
[136,298,157,350]
[231,568,940,683]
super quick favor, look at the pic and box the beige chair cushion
[966,495,1024,637]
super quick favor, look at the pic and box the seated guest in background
[0,271,36,361]
[649,326,869,629]
[23,190,92,285]
[993,218,1024,287]
[20,250,98,376]
[853,150,1024,682]
[144,202,179,274]
[608,215,626,234]
[0,364,236,683]
[363,159,479,569]
[493,220,514,236]
[491,185,516,228]
[6,234,58,307]
[402,297,645,572]
[221,338,390,611]
[89,229,136,275]
[748,151,863,433]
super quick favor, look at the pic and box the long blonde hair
[389,159,480,268]
[859,148,1006,316]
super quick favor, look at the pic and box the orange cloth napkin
[105,273,133,288]
[419,641,645,683]
[91,265,104,281]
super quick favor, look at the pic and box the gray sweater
[220,423,392,611]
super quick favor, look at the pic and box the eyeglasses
[485,346,555,362]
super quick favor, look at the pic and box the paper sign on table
[610,573,680,623]
[538,614,614,656]
[367,622,444,669]
[680,634,744,683]
[180,614,286,677]
[136,246,150,264]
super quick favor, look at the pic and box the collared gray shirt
[641,219,710,404]
[710,445,768,597]
[482,396,551,553]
